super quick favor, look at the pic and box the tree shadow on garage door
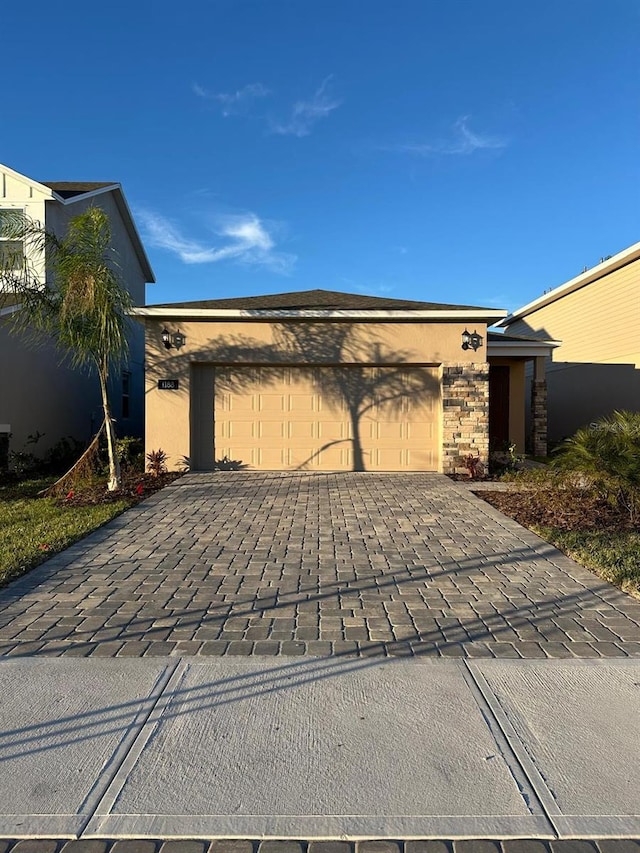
[189,322,441,471]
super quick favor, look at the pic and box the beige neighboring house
[496,240,640,443]
[0,163,155,461]
[133,289,556,473]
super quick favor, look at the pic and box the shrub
[552,410,640,523]
[463,454,484,479]
[0,432,9,473]
[44,436,85,473]
[116,436,144,472]
[146,448,168,477]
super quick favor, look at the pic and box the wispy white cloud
[388,117,508,157]
[270,76,342,137]
[192,82,270,116]
[137,209,296,273]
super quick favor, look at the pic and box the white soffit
[488,338,560,357]
[130,307,509,321]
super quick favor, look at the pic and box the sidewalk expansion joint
[77,660,184,837]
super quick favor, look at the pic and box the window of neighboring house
[0,210,25,270]
[122,372,131,419]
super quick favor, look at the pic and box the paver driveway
[1,472,639,658]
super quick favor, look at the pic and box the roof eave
[488,339,560,358]
[0,162,56,200]
[130,307,509,321]
[497,239,640,327]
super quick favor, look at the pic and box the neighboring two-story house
[0,163,155,459]
[496,240,640,443]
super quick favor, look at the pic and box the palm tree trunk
[98,368,121,491]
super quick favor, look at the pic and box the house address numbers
[158,379,179,390]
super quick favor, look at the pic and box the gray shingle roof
[42,181,116,199]
[149,289,494,311]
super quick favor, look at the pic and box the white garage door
[214,366,440,471]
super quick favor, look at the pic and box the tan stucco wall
[507,258,640,439]
[143,318,488,472]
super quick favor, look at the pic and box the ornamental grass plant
[552,410,640,523]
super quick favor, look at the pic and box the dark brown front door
[489,365,510,450]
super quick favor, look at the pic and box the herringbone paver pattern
[0,473,639,658]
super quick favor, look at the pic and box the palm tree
[0,206,133,490]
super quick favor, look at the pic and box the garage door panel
[317,421,352,441]
[369,421,409,441]
[286,421,315,440]
[218,393,258,413]
[372,421,436,442]
[371,448,436,469]
[253,394,286,413]
[217,444,293,468]
[310,443,352,470]
[217,421,260,441]
[214,366,440,471]
[259,421,289,439]
[288,394,318,413]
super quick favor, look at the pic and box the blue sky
[4,0,639,311]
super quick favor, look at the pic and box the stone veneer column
[530,353,548,457]
[441,362,489,474]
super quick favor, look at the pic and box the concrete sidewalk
[1,656,639,840]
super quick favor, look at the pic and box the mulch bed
[480,486,636,533]
[58,471,181,507]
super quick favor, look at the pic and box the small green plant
[7,431,45,477]
[146,448,168,477]
[489,440,523,478]
[8,450,39,477]
[553,410,640,523]
[116,436,144,472]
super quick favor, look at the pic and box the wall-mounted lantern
[161,328,186,350]
[461,329,483,351]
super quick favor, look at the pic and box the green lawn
[535,526,640,597]
[0,478,130,587]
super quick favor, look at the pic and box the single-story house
[0,163,155,459]
[133,290,557,473]
[496,240,640,442]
